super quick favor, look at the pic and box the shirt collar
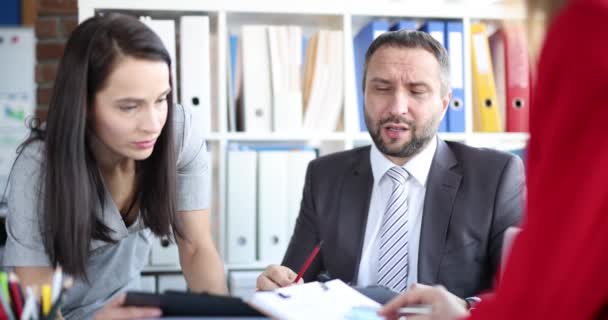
[370,135,437,187]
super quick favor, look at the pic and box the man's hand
[379,283,469,320]
[94,294,162,320]
[256,264,304,291]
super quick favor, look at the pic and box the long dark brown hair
[25,13,182,280]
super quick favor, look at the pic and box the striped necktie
[377,166,410,292]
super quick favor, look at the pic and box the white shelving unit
[78,0,528,276]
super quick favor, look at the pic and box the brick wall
[35,0,78,121]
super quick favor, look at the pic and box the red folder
[491,24,531,132]
[506,24,530,132]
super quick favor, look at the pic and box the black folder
[125,290,265,317]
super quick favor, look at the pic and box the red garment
[470,0,608,319]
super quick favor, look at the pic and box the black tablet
[124,291,264,317]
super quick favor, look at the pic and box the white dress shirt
[356,136,438,290]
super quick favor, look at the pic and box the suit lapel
[336,147,374,283]
[418,139,462,284]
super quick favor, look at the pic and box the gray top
[2,104,210,319]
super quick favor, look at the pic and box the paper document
[247,279,381,320]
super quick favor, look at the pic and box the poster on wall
[0,27,35,214]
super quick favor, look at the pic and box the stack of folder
[471,22,531,132]
[490,22,530,132]
[228,25,344,133]
[137,15,531,135]
[301,30,344,132]
[230,25,308,133]
[225,143,317,265]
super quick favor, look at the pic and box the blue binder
[0,0,20,25]
[229,34,238,99]
[419,20,448,133]
[445,21,466,132]
[354,20,390,132]
[390,19,417,31]
[419,20,446,46]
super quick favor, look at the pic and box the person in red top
[380,0,608,319]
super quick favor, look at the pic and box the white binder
[149,235,180,266]
[319,30,344,132]
[226,150,257,264]
[303,30,344,132]
[286,26,304,132]
[158,274,188,292]
[257,151,289,263]
[268,26,303,132]
[241,25,273,132]
[179,16,211,133]
[141,18,178,102]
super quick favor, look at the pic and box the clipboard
[246,279,381,320]
[124,291,264,317]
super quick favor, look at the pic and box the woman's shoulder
[172,104,207,164]
[172,103,204,139]
[13,139,45,172]
[6,139,45,217]
[172,103,187,145]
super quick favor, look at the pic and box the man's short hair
[363,30,451,96]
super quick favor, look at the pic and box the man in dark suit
[256,30,524,299]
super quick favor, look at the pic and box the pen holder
[0,268,71,320]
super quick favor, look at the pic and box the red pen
[9,273,23,318]
[293,241,323,284]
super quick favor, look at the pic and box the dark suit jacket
[282,138,525,298]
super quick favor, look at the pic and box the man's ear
[441,89,452,117]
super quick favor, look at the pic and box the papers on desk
[247,279,382,320]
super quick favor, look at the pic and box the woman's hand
[379,283,469,320]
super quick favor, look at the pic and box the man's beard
[365,113,438,158]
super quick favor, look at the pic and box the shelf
[351,132,529,142]
[141,263,271,275]
[463,132,530,140]
[463,132,529,149]
[204,132,529,151]
[226,262,273,270]
[80,0,529,266]
[206,132,349,141]
[142,264,182,274]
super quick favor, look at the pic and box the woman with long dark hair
[3,13,226,319]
